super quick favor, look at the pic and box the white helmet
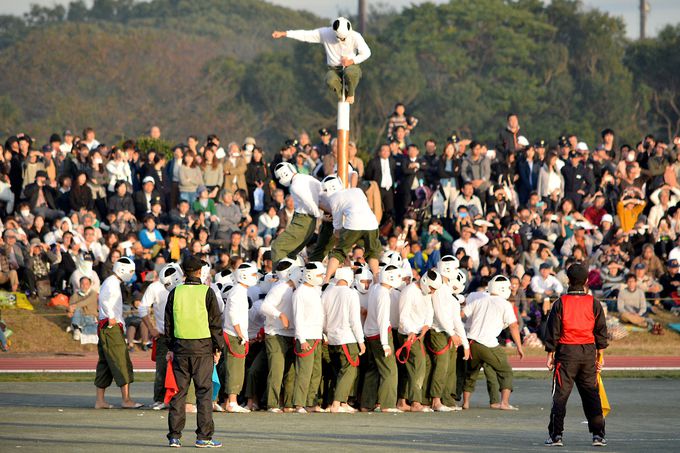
[303,262,325,287]
[200,261,212,285]
[380,250,402,267]
[420,269,443,295]
[275,258,297,281]
[488,274,512,299]
[260,272,277,293]
[332,16,352,40]
[353,266,373,294]
[288,265,304,287]
[334,266,354,285]
[322,174,344,196]
[274,162,297,187]
[113,256,136,283]
[450,268,467,295]
[214,269,233,286]
[160,263,184,291]
[437,255,460,280]
[235,263,259,287]
[379,264,402,288]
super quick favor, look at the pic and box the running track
[1,354,679,372]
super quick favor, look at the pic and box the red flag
[164,361,178,404]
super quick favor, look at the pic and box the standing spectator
[106,148,132,193]
[516,145,541,206]
[223,142,247,193]
[496,113,522,162]
[200,146,223,198]
[461,141,491,198]
[561,152,594,210]
[364,144,396,225]
[537,152,564,211]
[395,144,426,223]
[179,151,203,205]
[452,225,489,270]
[386,103,418,140]
[24,171,64,221]
[245,147,270,215]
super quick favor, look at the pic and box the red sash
[426,335,453,356]
[223,332,249,359]
[97,319,123,335]
[341,344,360,367]
[366,326,391,341]
[395,337,425,364]
[293,339,320,357]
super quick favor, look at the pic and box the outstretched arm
[273,28,322,43]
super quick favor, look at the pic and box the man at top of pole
[272,17,371,105]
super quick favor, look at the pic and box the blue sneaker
[544,436,563,447]
[168,438,181,448]
[592,436,607,447]
[195,439,222,448]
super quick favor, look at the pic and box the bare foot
[462,402,470,410]
[346,96,355,104]
[490,403,501,409]
[121,400,143,409]
[498,404,519,411]
[94,401,114,409]
[396,402,411,412]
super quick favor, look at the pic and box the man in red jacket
[544,263,608,448]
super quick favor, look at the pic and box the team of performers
[93,161,606,447]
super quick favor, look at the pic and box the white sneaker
[212,402,225,412]
[152,402,167,411]
[378,407,403,413]
[267,408,282,413]
[228,403,250,413]
[72,329,81,341]
[448,405,462,411]
[434,405,453,412]
[295,407,308,414]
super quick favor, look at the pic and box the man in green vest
[165,255,225,448]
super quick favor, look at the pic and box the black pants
[379,187,394,225]
[548,344,605,439]
[168,354,214,441]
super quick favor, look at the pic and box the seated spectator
[108,180,135,215]
[452,224,489,270]
[452,182,483,218]
[25,170,65,221]
[631,243,665,280]
[660,259,680,310]
[617,273,653,330]
[530,262,564,306]
[242,224,263,261]
[138,216,165,256]
[214,190,242,242]
[257,205,280,246]
[633,262,663,307]
[67,275,98,340]
[69,171,94,213]
[617,187,646,232]
[26,238,59,298]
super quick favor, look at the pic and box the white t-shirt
[328,188,379,231]
[139,280,170,332]
[223,284,249,339]
[364,284,392,349]
[98,275,124,324]
[286,28,371,67]
[463,293,517,348]
[260,281,295,337]
[322,285,364,345]
[293,284,324,344]
[290,174,322,217]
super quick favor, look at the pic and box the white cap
[601,214,613,224]
[142,176,155,184]
[517,136,530,147]
[576,142,589,152]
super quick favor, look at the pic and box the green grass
[2,370,679,383]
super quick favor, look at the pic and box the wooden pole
[337,103,350,188]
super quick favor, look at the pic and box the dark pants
[548,344,605,439]
[154,335,169,403]
[167,354,214,441]
[379,187,394,225]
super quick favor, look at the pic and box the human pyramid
[97,163,524,419]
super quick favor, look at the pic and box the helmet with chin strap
[160,263,184,290]
[353,266,373,294]
[113,256,136,283]
[488,274,511,299]
[331,17,352,40]
[274,162,297,187]
[303,262,325,287]
[322,174,344,196]
[334,266,354,285]
[379,264,402,288]
[235,262,259,287]
[437,255,460,280]
[214,269,233,286]
[450,268,467,295]
[275,258,296,281]
[420,269,443,295]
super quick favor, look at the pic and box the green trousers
[326,65,362,99]
[398,333,426,404]
[330,228,381,263]
[293,339,323,407]
[328,343,360,403]
[483,364,501,405]
[154,335,169,402]
[427,331,454,399]
[244,342,267,402]
[224,333,246,395]
[464,342,514,394]
[95,326,134,389]
[308,220,335,262]
[265,334,296,409]
[363,337,397,409]
[271,213,316,265]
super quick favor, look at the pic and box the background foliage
[0,0,677,155]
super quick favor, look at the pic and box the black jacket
[133,189,164,218]
[364,155,397,189]
[107,193,135,214]
[69,184,94,212]
[544,290,608,353]
[24,183,58,210]
[561,163,594,197]
[164,277,225,356]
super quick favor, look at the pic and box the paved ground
[2,354,679,372]
[0,379,678,452]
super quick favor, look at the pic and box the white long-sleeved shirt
[260,281,295,336]
[286,27,371,67]
[106,160,132,192]
[290,174,322,218]
[98,275,124,324]
[293,284,324,344]
[530,275,564,295]
[389,289,401,329]
[211,283,225,313]
[138,280,169,332]
[328,188,379,231]
[398,283,431,335]
[463,293,517,348]
[248,299,266,340]
[223,285,249,339]
[322,284,364,345]
[431,286,469,349]
[364,284,393,349]
[452,232,489,270]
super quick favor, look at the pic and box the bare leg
[324,256,340,284]
[498,389,518,410]
[120,384,140,407]
[396,398,411,412]
[367,257,379,281]
[462,391,472,409]
[95,387,112,409]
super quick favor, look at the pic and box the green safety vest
[173,284,211,339]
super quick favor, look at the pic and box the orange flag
[164,361,178,404]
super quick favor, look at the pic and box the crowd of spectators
[1,107,678,350]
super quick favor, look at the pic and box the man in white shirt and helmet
[272,17,371,104]
[139,262,184,410]
[361,264,401,412]
[271,162,322,265]
[94,256,142,409]
[462,274,524,411]
[291,262,326,413]
[323,266,365,413]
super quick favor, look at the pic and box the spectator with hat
[315,128,332,157]
[24,170,64,221]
